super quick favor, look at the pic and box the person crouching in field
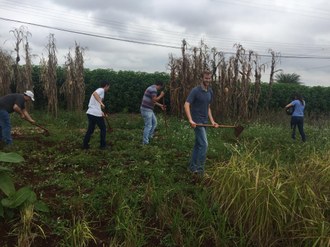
[184,70,219,176]
[82,81,110,150]
[140,80,165,145]
[0,90,36,146]
[285,93,306,142]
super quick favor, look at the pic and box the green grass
[1,111,329,247]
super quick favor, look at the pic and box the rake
[196,123,244,137]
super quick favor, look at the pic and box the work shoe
[82,145,89,150]
[99,145,109,150]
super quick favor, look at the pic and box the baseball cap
[24,90,35,101]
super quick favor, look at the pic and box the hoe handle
[196,124,236,128]
[32,122,48,131]
[30,122,50,136]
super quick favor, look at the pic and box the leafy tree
[275,72,301,84]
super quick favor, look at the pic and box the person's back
[0,94,25,113]
[0,91,35,145]
[285,94,306,142]
[291,99,305,117]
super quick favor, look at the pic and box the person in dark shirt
[184,70,219,176]
[0,90,35,145]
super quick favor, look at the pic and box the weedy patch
[1,112,329,246]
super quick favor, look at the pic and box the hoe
[196,123,244,137]
[31,122,50,136]
[104,115,113,133]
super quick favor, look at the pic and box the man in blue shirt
[184,70,219,175]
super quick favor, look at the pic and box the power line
[0,17,181,50]
[1,0,330,55]
[0,0,328,50]
[1,16,330,60]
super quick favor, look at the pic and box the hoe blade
[234,125,244,137]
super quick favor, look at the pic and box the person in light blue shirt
[285,93,306,142]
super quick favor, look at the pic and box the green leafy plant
[0,152,49,218]
[0,152,49,247]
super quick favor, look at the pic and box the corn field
[168,40,280,122]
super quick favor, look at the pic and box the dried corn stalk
[60,42,85,111]
[169,41,270,121]
[40,34,58,117]
[23,41,33,92]
[0,48,13,95]
[266,49,281,110]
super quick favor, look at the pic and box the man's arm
[92,91,105,108]
[153,91,165,103]
[154,101,166,111]
[13,104,35,123]
[208,105,219,127]
[184,101,196,128]
[285,103,293,109]
[21,109,35,123]
[13,104,25,118]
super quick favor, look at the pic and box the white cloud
[0,0,330,86]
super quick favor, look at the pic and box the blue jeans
[140,107,157,144]
[0,110,12,145]
[189,126,208,174]
[291,116,306,142]
[83,114,107,148]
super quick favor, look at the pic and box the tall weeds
[208,144,330,246]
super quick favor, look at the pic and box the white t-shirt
[86,88,105,117]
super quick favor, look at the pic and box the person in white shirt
[82,81,110,150]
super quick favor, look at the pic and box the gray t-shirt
[0,94,25,113]
[186,86,213,124]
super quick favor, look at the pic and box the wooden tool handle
[196,124,236,128]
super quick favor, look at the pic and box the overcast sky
[1,0,330,87]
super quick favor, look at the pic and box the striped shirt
[140,85,157,110]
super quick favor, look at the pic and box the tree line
[27,66,330,118]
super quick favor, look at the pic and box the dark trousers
[291,116,306,142]
[83,114,106,148]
